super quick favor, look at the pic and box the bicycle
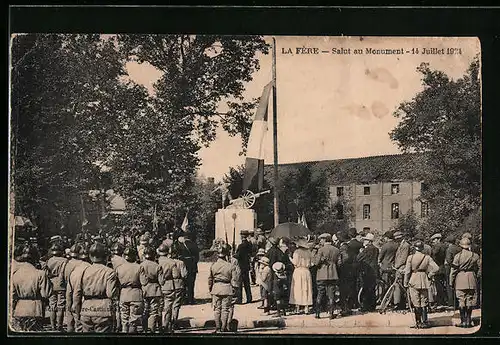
[378,267,408,314]
[357,278,387,308]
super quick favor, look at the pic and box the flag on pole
[152,204,159,233]
[300,213,308,229]
[181,212,189,232]
[242,82,273,192]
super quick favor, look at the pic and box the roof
[265,153,427,185]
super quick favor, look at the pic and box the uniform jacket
[73,263,119,317]
[111,255,127,270]
[357,244,380,274]
[116,261,143,302]
[403,252,439,289]
[235,239,252,272]
[158,256,187,292]
[394,240,411,270]
[66,260,91,312]
[378,240,399,270]
[208,258,239,296]
[449,249,480,290]
[445,244,462,266]
[11,262,53,317]
[179,239,199,273]
[139,259,162,298]
[63,258,81,287]
[431,242,449,267]
[46,255,68,291]
[313,243,340,281]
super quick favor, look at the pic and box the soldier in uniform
[11,245,53,332]
[430,233,448,307]
[66,245,91,333]
[116,247,144,333]
[63,244,85,332]
[178,232,199,305]
[46,243,68,332]
[450,237,480,328]
[110,243,127,269]
[393,231,411,310]
[157,244,187,333]
[227,246,241,331]
[403,241,439,329]
[73,242,120,333]
[208,244,240,333]
[357,233,379,312]
[247,229,258,285]
[444,234,461,308]
[313,233,340,319]
[235,230,253,304]
[137,235,149,263]
[139,247,162,333]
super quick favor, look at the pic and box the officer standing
[313,233,340,319]
[139,247,162,333]
[357,233,379,312]
[444,234,461,308]
[66,245,91,333]
[46,243,68,332]
[430,233,448,307]
[11,245,53,332]
[178,232,199,305]
[393,231,411,310]
[450,237,480,328]
[158,244,187,333]
[116,248,144,333]
[208,244,240,333]
[235,230,253,304]
[73,242,120,333]
[63,244,84,333]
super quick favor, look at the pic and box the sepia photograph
[8,34,481,335]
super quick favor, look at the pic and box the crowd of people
[9,225,481,333]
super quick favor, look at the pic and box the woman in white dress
[289,238,313,314]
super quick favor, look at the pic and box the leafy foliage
[390,59,481,237]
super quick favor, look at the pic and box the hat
[459,237,471,249]
[240,230,249,237]
[50,235,62,243]
[462,232,473,240]
[318,233,331,240]
[140,234,149,245]
[272,262,286,279]
[383,230,394,239]
[69,244,82,258]
[157,244,169,256]
[414,240,424,251]
[430,233,442,241]
[259,256,270,266]
[393,231,403,239]
[256,248,266,257]
[50,244,64,256]
[295,238,309,249]
[363,233,375,242]
[247,229,255,235]
[255,228,264,235]
[89,242,108,262]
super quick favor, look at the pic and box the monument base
[215,208,256,248]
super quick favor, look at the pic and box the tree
[11,34,147,238]
[117,35,269,152]
[390,59,481,236]
[394,210,420,238]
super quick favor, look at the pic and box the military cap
[430,233,442,241]
[50,243,64,256]
[459,237,471,249]
[69,243,82,258]
[143,247,156,260]
[123,247,138,261]
[111,242,125,255]
[393,231,403,239]
[157,244,169,256]
[413,240,424,251]
[89,242,108,261]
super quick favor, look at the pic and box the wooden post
[272,37,279,228]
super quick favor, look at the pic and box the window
[391,203,400,219]
[364,186,370,195]
[363,204,371,220]
[336,187,344,197]
[336,204,344,219]
[391,184,400,194]
[421,201,429,217]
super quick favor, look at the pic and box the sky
[126,36,480,181]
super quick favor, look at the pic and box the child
[255,248,266,308]
[272,262,289,317]
[257,256,272,315]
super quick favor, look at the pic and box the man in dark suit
[346,228,363,309]
[178,232,199,305]
[337,231,357,316]
[393,231,411,310]
[357,233,379,312]
[378,230,399,289]
[431,233,448,307]
[445,234,462,308]
[235,230,252,304]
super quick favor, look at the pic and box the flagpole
[272,37,279,228]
